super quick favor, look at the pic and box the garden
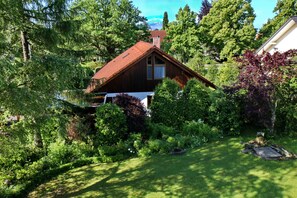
[1,50,297,197]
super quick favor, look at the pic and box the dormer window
[147,55,166,80]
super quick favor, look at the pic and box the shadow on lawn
[30,138,296,197]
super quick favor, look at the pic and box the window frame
[146,55,166,80]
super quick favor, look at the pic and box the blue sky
[132,0,278,30]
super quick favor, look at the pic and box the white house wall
[269,23,297,54]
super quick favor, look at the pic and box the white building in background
[256,16,297,55]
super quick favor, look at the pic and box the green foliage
[148,123,177,139]
[71,0,150,62]
[47,141,94,166]
[208,89,243,135]
[186,52,207,75]
[164,5,200,63]
[182,120,220,141]
[198,0,256,60]
[215,60,240,86]
[98,140,132,162]
[182,79,210,122]
[0,140,95,197]
[162,11,169,29]
[275,76,297,135]
[150,78,181,128]
[205,64,219,83]
[95,103,127,146]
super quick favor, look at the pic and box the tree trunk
[34,131,43,148]
[269,99,278,135]
[21,30,43,148]
[21,30,30,61]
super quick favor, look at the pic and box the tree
[0,0,83,148]
[70,0,150,62]
[164,5,200,63]
[237,50,297,135]
[162,11,169,29]
[198,0,256,60]
[198,0,212,22]
[257,0,297,46]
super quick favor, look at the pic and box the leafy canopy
[199,0,256,60]
[70,0,150,62]
[164,5,199,63]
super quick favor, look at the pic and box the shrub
[181,79,210,122]
[150,78,182,128]
[182,120,219,141]
[98,140,134,162]
[95,103,127,146]
[67,115,92,142]
[113,93,147,135]
[148,123,176,139]
[208,89,243,135]
[47,141,94,166]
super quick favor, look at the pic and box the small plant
[182,120,219,141]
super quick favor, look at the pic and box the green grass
[28,136,297,198]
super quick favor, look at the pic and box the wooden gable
[86,41,215,94]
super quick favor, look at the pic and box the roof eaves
[153,47,216,89]
[91,47,154,92]
[256,16,297,54]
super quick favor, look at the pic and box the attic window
[147,55,166,80]
[154,57,165,79]
[147,56,152,80]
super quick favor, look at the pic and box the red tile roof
[86,41,215,93]
[93,41,153,81]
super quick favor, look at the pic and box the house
[85,41,215,108]
[257,16,297,55]
[149,30,166,48]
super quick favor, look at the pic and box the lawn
[28,136,297,198]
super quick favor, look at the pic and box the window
[154,66,165,79]
[154,57,165,79]
[147,56,166,80]
[147,56,152,79]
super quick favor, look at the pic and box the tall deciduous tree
[198,0,256,61]
[70,0,150,62]
[198,0,212,22]
[164,5,200,63]
[162,11,169,29]
[237,50,297,135]
[257,0,297,46]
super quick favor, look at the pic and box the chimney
[153,36,160,48]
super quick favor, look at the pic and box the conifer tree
[162,11,169,29]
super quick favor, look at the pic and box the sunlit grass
[28,137,297,198]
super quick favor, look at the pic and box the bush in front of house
[150,78,182,129]
[181,79,211,122]
[94,103,127,146]
[113,93,147,138]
